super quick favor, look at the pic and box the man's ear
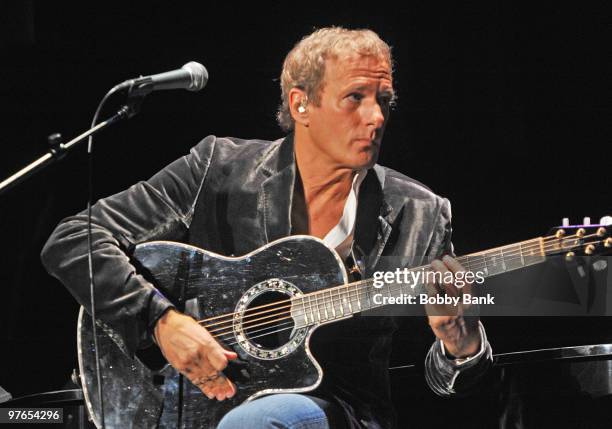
[289,88,309,127]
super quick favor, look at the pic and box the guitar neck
[291,236,547,327]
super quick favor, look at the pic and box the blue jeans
[216,393,345,429]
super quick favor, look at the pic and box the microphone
[116,61,209,93]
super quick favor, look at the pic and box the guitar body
[78,236,348,428]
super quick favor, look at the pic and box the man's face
[305,54,394,170]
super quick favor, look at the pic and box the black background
[0,1,610,426]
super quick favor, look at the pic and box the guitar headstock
[546,216,612,260]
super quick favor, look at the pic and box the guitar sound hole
[244,290,295,350]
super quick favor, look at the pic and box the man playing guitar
[42,27,492,428]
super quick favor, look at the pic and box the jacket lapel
[354,167,397,272]
[259,134,296,243]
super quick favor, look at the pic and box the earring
[297,105,306,113]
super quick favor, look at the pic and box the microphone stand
[0,88,148,196]
[1,83,149,429]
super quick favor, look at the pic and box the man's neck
[294,133,355,204]
[292,129,359,239]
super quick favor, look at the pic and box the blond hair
[277,27,394,132]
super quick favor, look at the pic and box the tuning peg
[565,251,575,261]
[562,218,570,227]
[555,229,566,238]
[585,244,595,255]
[605,238,612,248]
[597,227,606,237]
[583,217,591,225]
[600,216,612,226]
[576,228,586,238]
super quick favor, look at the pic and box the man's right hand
[154,309,237,400]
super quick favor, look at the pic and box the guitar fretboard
[291,237,547,327]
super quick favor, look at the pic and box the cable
[86,83,124,429]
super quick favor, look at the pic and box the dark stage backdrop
[0,1,609,426]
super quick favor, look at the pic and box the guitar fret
[486,249,503,276]
[309,295,316,324]
[467,255,477,275]
[362,282,371,310]
[301,297,309,325]
[507,244,522,271]
[346,286,353,313]
[334,287,342,316]
[321,291,329,320]
[329,289,336,318]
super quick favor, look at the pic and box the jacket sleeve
[40,135,217,357]
[423,197,494,396]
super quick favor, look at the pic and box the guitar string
[199,232,602,336]
[207,236,606,341]
[198,232,597,333]
[225,324,296,347]
[197,234,559,328]
[224,319,295,340]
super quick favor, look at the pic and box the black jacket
[41,134,492,428]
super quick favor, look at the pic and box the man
[41,27,492,428]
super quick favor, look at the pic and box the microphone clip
[121,80,152,119]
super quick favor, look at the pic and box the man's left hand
[425,255,481,359]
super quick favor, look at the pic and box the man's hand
[154,309,237,400]
[426,255,481,359]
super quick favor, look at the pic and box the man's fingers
[431,259,459,297]
[191,371,234,400]
[214,379,234,401]
[429,260,448,291]
[441,255,464,273]
[424,280,439,297]
[207,347,232,371]
[155,311,239,401]
[430,259,447,274]
[223,349,238,360]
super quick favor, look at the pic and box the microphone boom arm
[0,105,131,196]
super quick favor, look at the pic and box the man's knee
[216,394,329,429]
